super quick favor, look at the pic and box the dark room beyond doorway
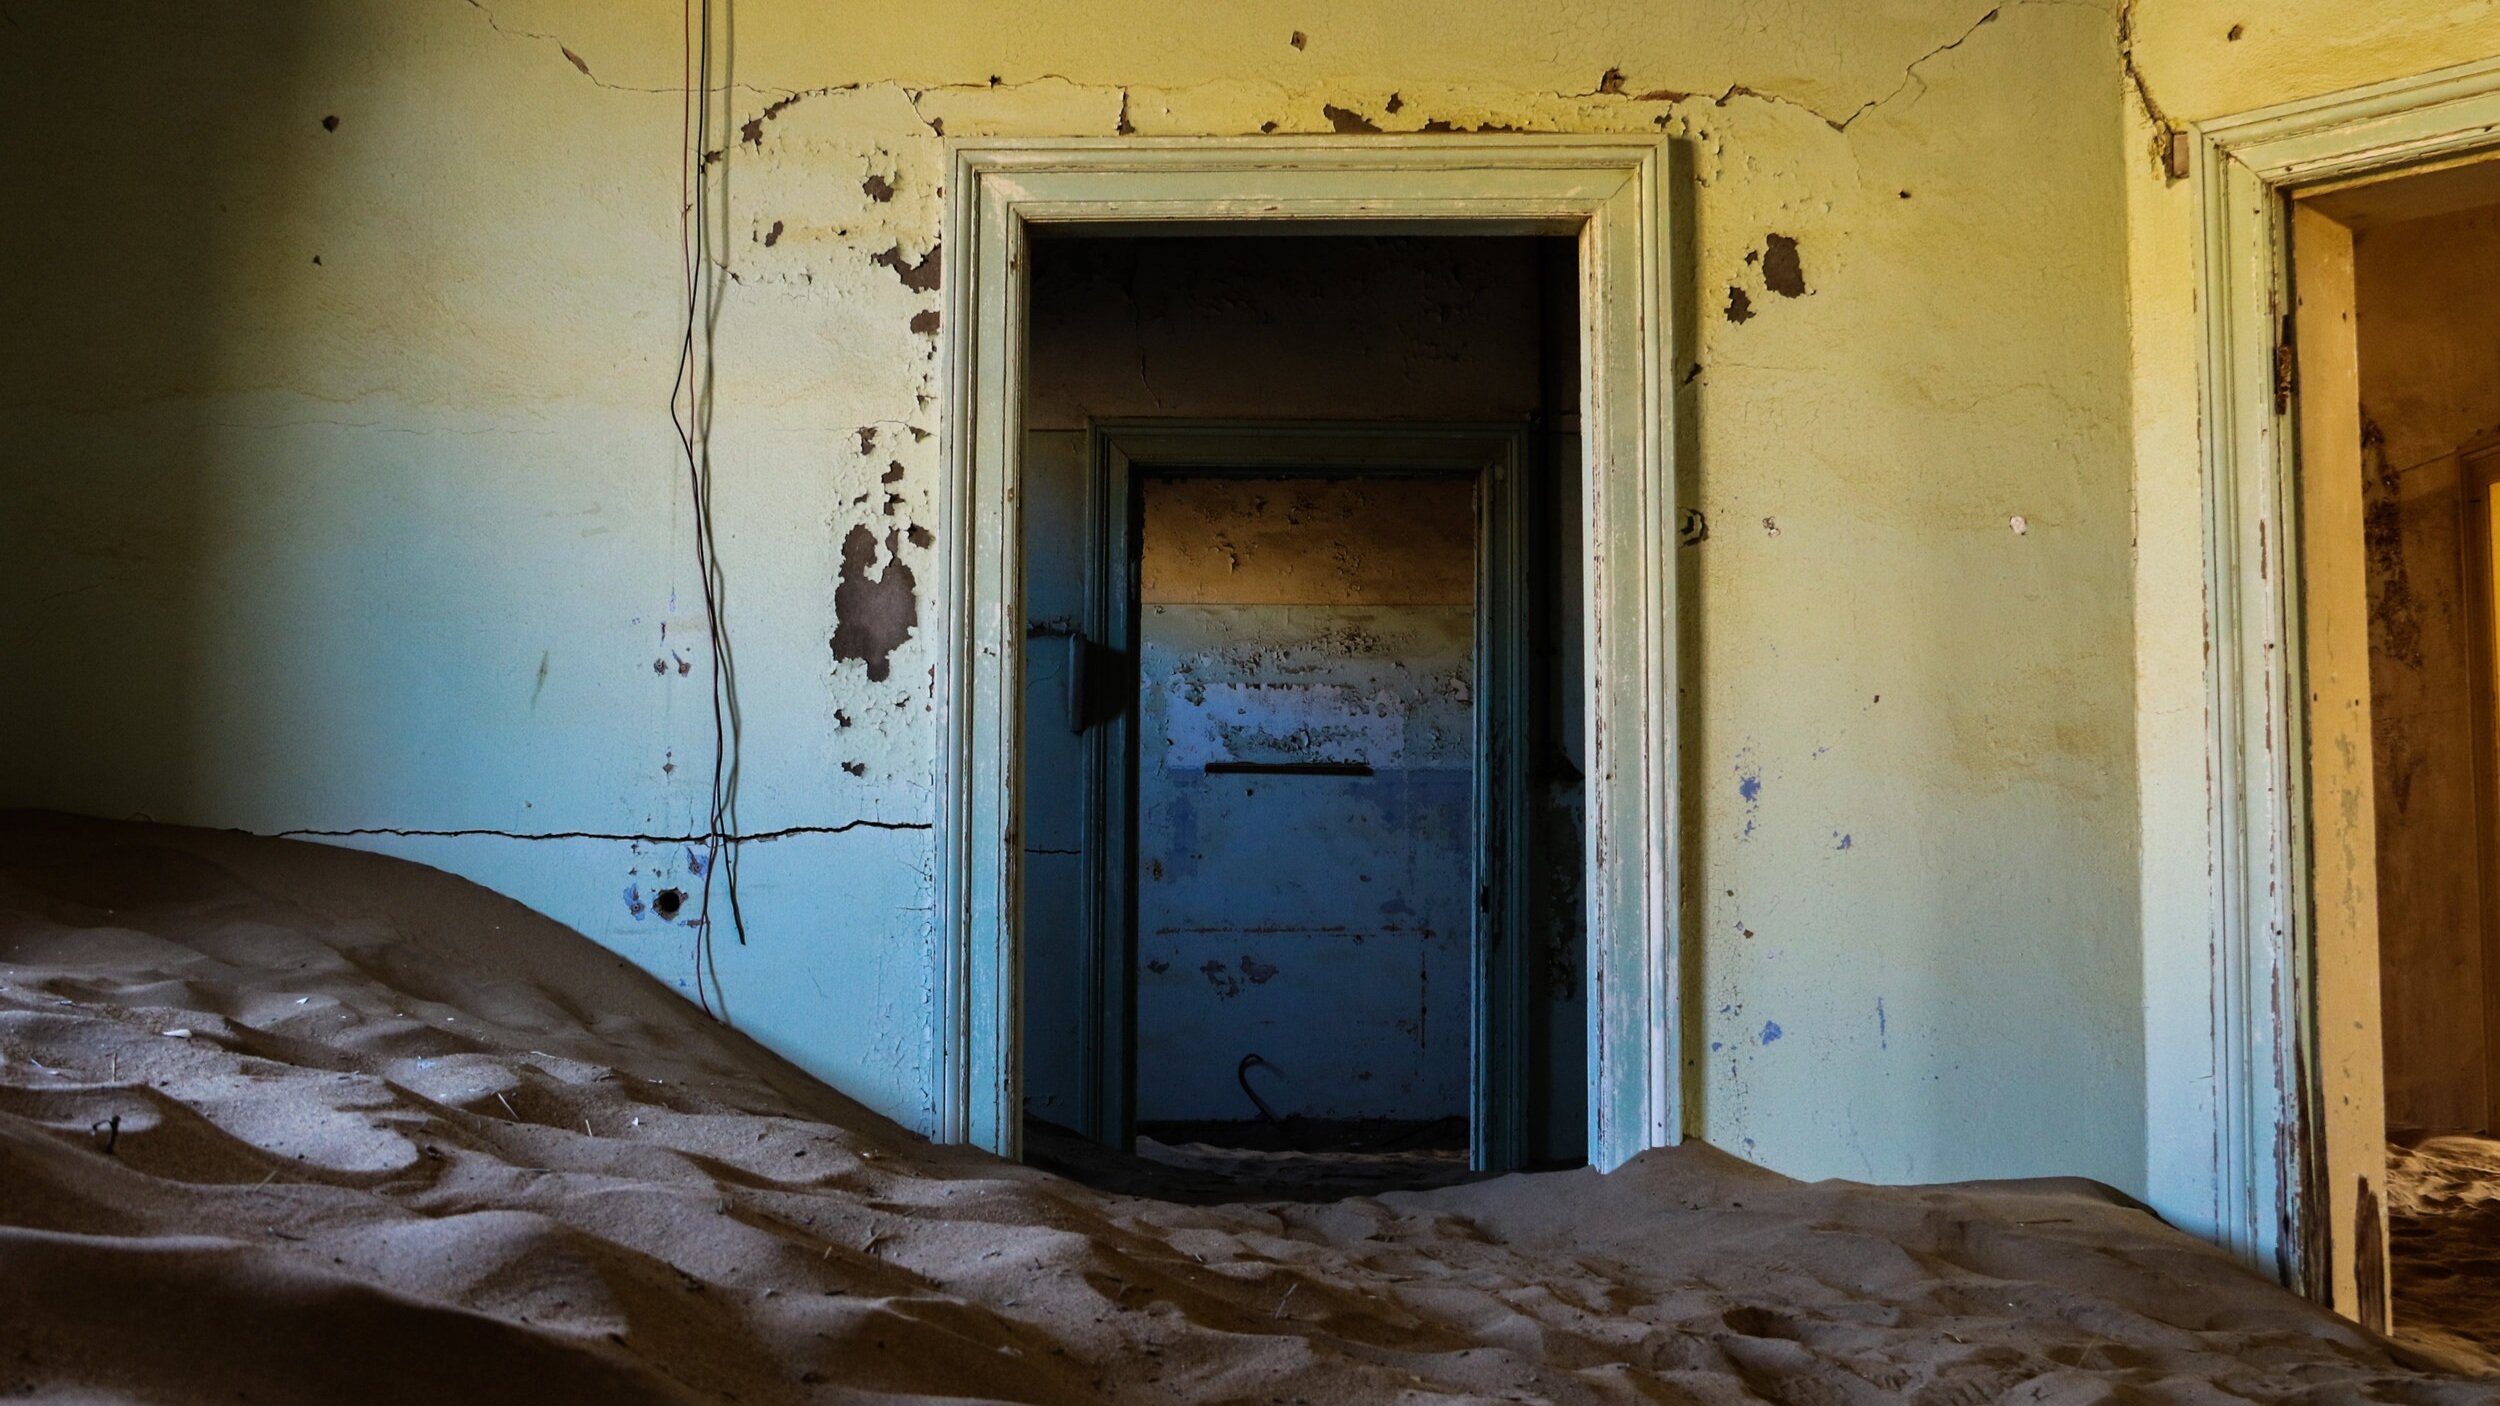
[1015,234,1588,1200]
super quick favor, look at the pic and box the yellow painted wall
[11,0,2164,1193]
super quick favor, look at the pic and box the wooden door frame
[2192,54,2500,1300]
[931,136,1683,1170]
[1076,421,1535,1170]
[2463,441,2500,1135]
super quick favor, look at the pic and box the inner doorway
[2293,152,2500,1357]
[1014,234,1588,1197]
[1134,469,1481,1160]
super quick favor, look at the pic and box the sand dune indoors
[2,813,2492,1404]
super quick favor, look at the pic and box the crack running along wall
[10,0,2148,1194]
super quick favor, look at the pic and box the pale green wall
[9,0,2150,1193]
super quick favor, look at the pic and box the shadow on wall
[4,4,309,818]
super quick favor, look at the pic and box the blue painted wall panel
[1135,599,1475,1121]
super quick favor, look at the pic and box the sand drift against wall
[2389,1134,2500,1367]
[0,814,2490,1403]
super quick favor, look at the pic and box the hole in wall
[653,888,687,921]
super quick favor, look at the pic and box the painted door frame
[1077,421,1535,1170]
[2192,55,2500,1302]
[932,136,1683,1171]
[2463,440,2500,1137]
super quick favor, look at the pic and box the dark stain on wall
[741,92,804,149]
[909,309,941,337]
[862,173,897,202]
[872,242,943,293]
[762,220,783,248]
[1762,233,1807,297]
[1200,959,1243,998]
[830,525,919,682]
[1323,103,1381,134]
[2361,421,2424,673]
[2356,1175,2388,1334]
[1724,286,1754,323]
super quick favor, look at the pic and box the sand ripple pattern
[2,813,2495,1404]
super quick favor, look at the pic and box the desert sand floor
[4,812,2496,1405]
[2390,1134,2500,1367]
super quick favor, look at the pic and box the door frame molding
[2192,54,2500,1295]
[932,135,1683,1170]
[1081,421,1535,1169]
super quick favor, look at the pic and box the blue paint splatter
[1835,833,1853,850]
[684,845,709,876]
[1734,748,1764,840]
[1877,998,1888,1049]
[1760,1020,1783,1044]
[1710,1041,1723,1052]
[623,884,646,920]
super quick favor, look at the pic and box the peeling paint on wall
[1761,232,1807,297]
[871,242,942,293]
[831,525,918,683]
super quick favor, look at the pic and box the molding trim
[932,136,1683,1169]
[2191,54,2500,1294]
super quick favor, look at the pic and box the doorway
[2277,143,2500,1356]
[1013,232,1582,1194]
[2191,62,2500,1321]
[930,137,1683,1181]
[2294,159,2500,1356]
[1132,470,1482,1156]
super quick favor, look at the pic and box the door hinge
[1065,632,1131,733]
[2275,312,2297,415]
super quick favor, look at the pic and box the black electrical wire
[671,0,746,1020]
